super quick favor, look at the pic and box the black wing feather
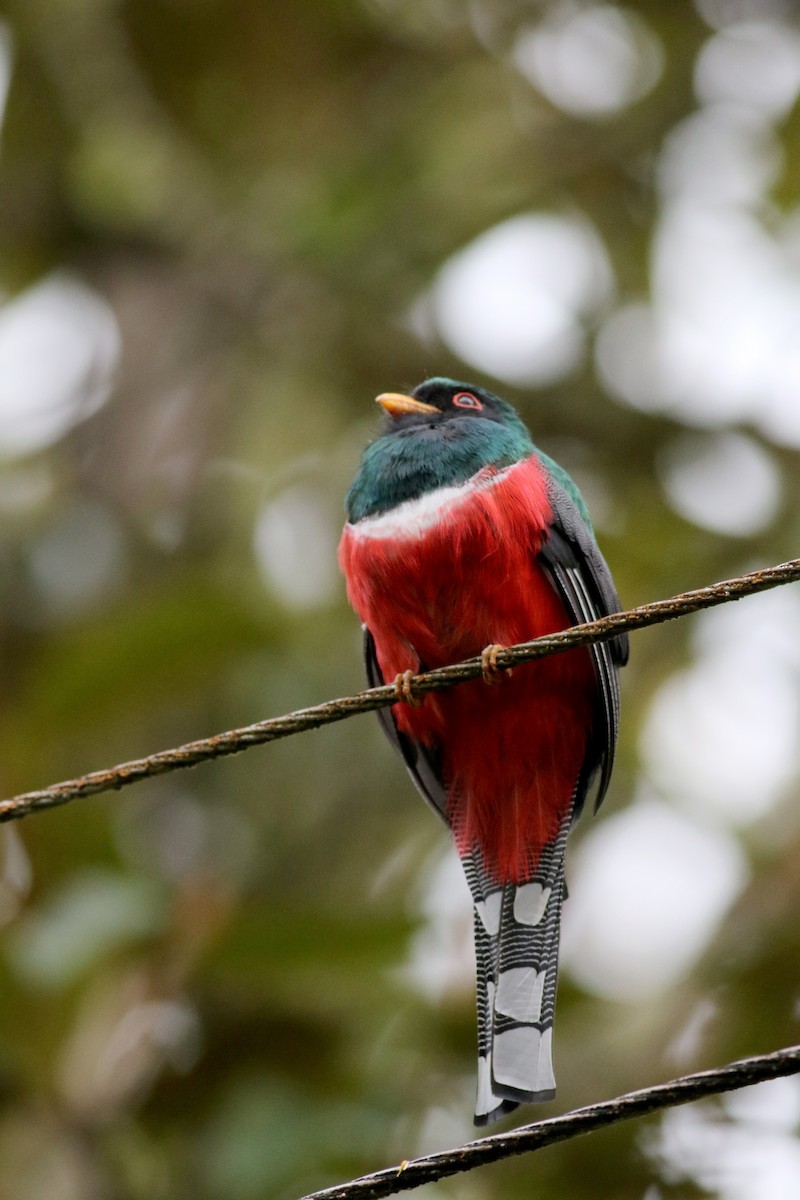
[363,628,448,824]
[539,480,627,816]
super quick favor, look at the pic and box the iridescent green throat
[346,417,534,523]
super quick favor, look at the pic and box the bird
[338,377,628,1125]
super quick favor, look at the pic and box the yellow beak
[375,392,439,417]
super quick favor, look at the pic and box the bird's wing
[363,627,448,824]
[538,478,628,815]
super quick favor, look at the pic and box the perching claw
[480,643,512,684]
[393,669,423,707]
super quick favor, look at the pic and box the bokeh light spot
[562,796,747,1000]
[432,213,613,386]
[658,431,780,536]
[695,21,800,117]
[254,483,340,609]
[0,274,120,457]
[0,21,12,137]
[514,5,663,117]
[642,589,800,825]
[27,499,127,620]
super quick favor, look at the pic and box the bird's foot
[481,643,511,684]
[393,669,423,707]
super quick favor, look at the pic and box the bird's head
[344,377,534,521]
[375,377,527,438]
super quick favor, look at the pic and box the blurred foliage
[0,1,799,1198]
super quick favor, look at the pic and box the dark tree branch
[298,1045,800,1200]
[2,558,799,823]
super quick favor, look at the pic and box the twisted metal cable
[1,558,799,824]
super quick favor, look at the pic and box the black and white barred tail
[462,801,573,1125]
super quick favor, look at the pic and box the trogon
[338,378,628,1125]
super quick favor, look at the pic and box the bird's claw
[393,669,423,707]
[481,643,511,684]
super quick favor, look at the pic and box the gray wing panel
[539,482,627,815]
[545,486,628,668]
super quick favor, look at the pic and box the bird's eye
[452,392,483,410]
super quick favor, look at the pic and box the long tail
[462,802,573,1126]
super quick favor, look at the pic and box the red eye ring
[452,392,483,410]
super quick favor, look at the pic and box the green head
[346,378,536,522]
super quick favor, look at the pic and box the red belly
[339,459,595,883]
